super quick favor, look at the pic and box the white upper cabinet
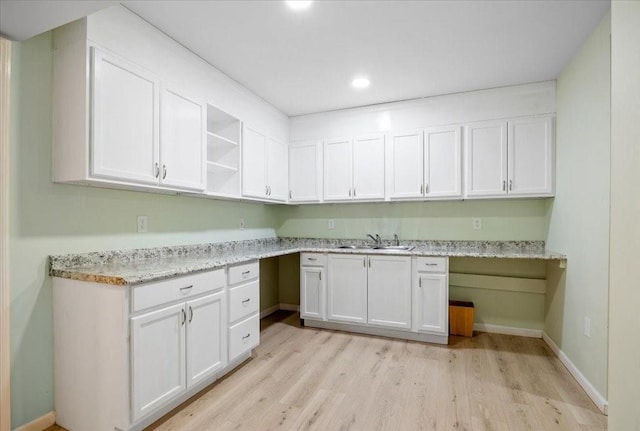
[160,86,206,191]
[91,48,160,185]
[507,116,554,196]
[241,125,267,199]
[464,121,509,197]
[289,140,322,202]
[324,137,353,201]
[464,117,554,198]
[389,131,424,199]
[388,127,461,200]
[352,135,385,200]
[266,137,289,202]
[242,125,288,202]
[324,134,385,202]
[424,126,462,198]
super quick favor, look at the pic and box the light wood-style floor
[48,311,607,431]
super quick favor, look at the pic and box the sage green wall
[545,13,610,399]
[608,2,640,428]
[9,33,280,428]
[277,200,551,241]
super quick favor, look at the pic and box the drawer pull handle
[242,333,251,340]
[180,285,193,292]
[424,263,438,266]
[307,257,317,261]
[242,298,251,304]
[181,308,186,326]
[189,306,193,323]
[242,270,251,276]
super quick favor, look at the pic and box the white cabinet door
[352,134,385,200]
[416,274,448,335]
[464,121,508,198]
[266,137,289,202]
[289,141,321,202]
[185,292,226,388]
[131,303,186,421]
[389,131,424,199]
[324,138,352,201]
[160,86,206,191]
[508,116,554,197]
[327,254,368,324]
[242,125,267,199]
[300,267,325,320]
[425,126,462,198]
[91,48,159,185]
[367,256,412,329]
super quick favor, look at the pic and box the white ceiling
[2,1,609,117]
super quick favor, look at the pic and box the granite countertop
[49,237,567,286]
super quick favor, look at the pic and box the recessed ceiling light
[286,1,313,10]
[351,77,370,89]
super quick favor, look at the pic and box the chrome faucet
[394,233,400,246]
[367,234,382,244]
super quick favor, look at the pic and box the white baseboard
[279,303,300,312]
[13,411,56,431]
[259,304,280,319]
[542,332,608,415]
[473,323,543,338]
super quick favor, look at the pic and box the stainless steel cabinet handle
[502,180,506,191]
[319,272,322,281]
[289,190,292,199]
[363,257,366,267]
[265,185,269,195]
[268,186,272,195]
[154,162,160,178]
[189,306,193,323]
[349,188,352,197]
[509,180,513,191]
[420,184,424,195]
[242,298,251,304]
[242,270,251,276]
[180,285,193,292]
[425,184,429,194]
[424,263,438,267]
[368,257,371,267]
[242,333,251,340]
[419,278,422,288]
[181,308,186,325]
[162,165,167,180]
[353,188,356,197]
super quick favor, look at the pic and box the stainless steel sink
[337,245,372,249]
[371,245,415,251]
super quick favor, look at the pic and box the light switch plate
[137,215,148,233]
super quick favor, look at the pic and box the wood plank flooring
[47,311,607,431]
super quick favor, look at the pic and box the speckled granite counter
[49,237,566,286]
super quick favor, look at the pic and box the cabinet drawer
[301,253,325,267]
[132,269,225,312]
[416,257,448,273]
[228,261,259,285]
[229,315,260,361]
[229,280,259,323]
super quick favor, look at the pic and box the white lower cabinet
[305,253,448,345]
[227,261,260,362]
[367,255,412,329]
[300,253,327,320]
[414,257,449,335]
[327,254,368,324]
[53,265,260,431]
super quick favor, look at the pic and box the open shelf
[206,104,241,196]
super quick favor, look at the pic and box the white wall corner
[542,332,608,415]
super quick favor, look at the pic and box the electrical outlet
[473,218,482,230]
[328,219,335,230]
[584,317,591,338]
[239,219,245,230]
[137,215,148,233]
